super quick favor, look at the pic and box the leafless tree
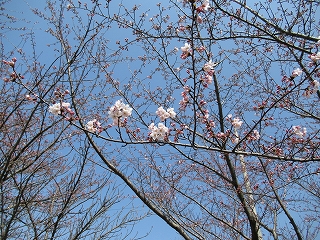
[2,0,319,239]
[0,1,147,239]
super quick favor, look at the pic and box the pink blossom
[202,0,210,11]
[197,16,203,24]
[180,52,190,59]
[232,137,239,144]
[197,46,206,53]
[313,80,320,90]
[25,95,33,101]
[302,80,319,98]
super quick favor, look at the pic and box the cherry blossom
[25,94,32,100]
[292,125,307,138]
[313,80,320,90]
[86,119,102,133]
[231,136,239,143]
[180,42,192,59]
[179,86,190,110]
[48,102,71,116]
[197,0,210,13]
[196,16,203,24]
[252,130,260,140]
[181,43,191,53]
[108,100,133,125]
[200,74,213,86]
[203,60,216,74]
[149,122,169,141]
[310,52,320,62]
[232,117,243,129]
[202,0,210,11]
[291,68,302,78]
[156,106,176,121]
[167,108,176,118]
[156,106,170,121]
[303,80,320,97]
[2,57,17,67]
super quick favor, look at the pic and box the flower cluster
[108,100,133,125]
[2,57,17,68]
[203,60,216,74]
[252,130,260,140]
[292,125,307,138]
[310,52,320,62]
[181,43,191,52]
[200,74,213,87]
[3,72,19,82]
[291,68,303,78]
[86,119,102,133]
[156,106,176,121]
[148,123,169,141]
[149,106,176,141]
[232,117,243,129]
[245,129,261,143]
[196,0,210,13]
[48,89,76,120]
[2,58,24,82]
[303,80,320,98]
[180,42,192,59]
[49,102,72,116]
[199,60,216,87]
[179,85,190,110]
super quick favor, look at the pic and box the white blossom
[291,68,302,77]
[49,102,70,116]
[86,119,101,133]
[232,117,243,129]
[252,130,260,140]
[203,60,216,73]
[149,122,169,141]
[202,0,210,11]
[181,43,191,53]
[310,52,320,62]
[156,106,170,121]
[156,106,176,121]
[313,80,320,90]
[292,126,307,138]
[167,108,176,118]
[108,100,132,125]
